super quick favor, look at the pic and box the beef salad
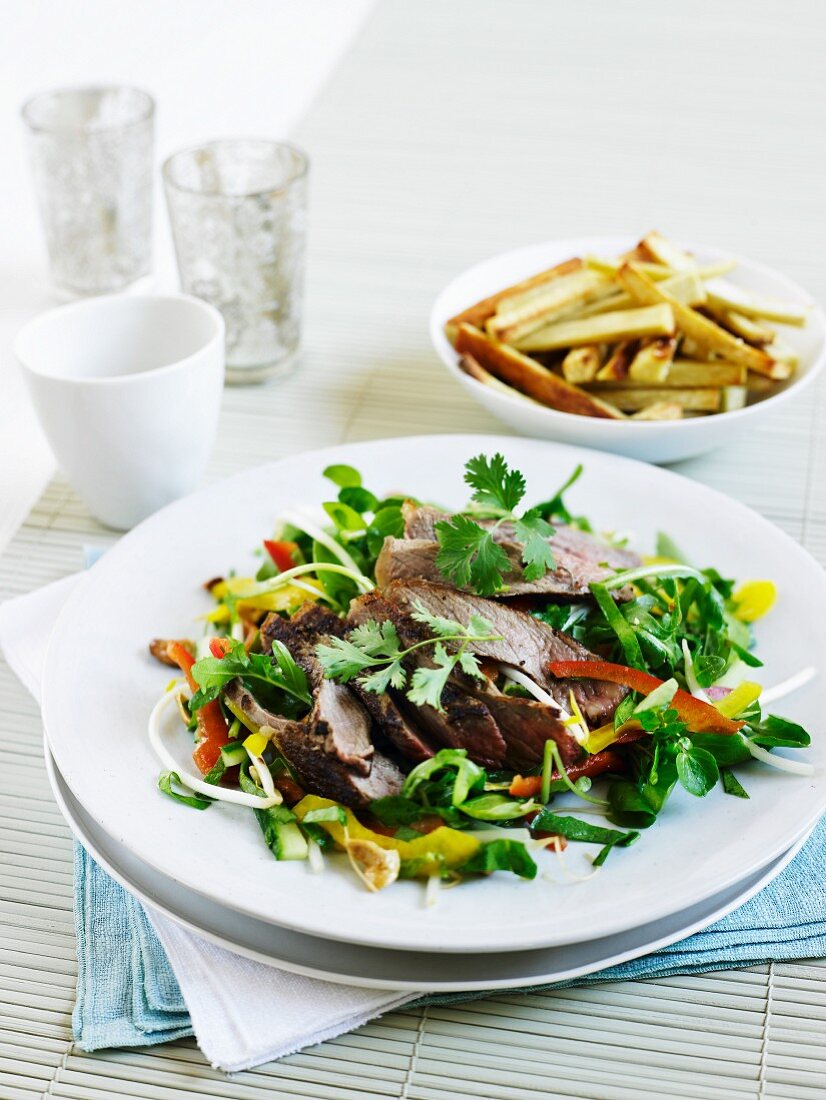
[148,455,814,895]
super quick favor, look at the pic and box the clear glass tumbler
[163,140,309,384]
[21,85,154,298]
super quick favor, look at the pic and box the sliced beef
[473,685,582,770]
[550,526,640,571]
[349,682,438,763]
[264,604,440,765]
[372,580,627,726]
[394,503,640,598]
[403,502,640,569]
[223,680,300,736]
[407,686,506,769]
[347,591,507,768]
[223,657,403,808]
[268,722,404,808]
[262,607,374,775]
[375,537,620,599]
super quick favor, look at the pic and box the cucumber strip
[220,742,248,767]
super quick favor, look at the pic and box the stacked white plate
[42,435,826,991]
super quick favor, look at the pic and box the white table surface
[1,1,826,1097]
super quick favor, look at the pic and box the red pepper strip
[209,636,234,659]
[548,660,745,735]
[166,641,231,774]
[533,833,568,851]
[509,747,629,799]
[264,539,299,573]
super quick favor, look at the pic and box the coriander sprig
[434,453,555,596]
[315,601,502,712]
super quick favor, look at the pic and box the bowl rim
[429,236,826,432]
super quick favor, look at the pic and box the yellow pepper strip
[204,576,324,621]
[293,795,480,875]
[243,732,270,757]
[205,604,232,624]
[731,580,777,623]
[641,554,681,567]
[219,575,323,613]
[583,722,618,754]
[714,681,762,719]
[224,696,260,734]
[583,718,642,755]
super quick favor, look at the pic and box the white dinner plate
[45,739,810,992]
[41,434,826,953]
[430,238,826,463]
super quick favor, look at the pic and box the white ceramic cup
[15,294,225,530]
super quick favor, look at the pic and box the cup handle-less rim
[14,293,225,388]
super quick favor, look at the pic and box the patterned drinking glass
[162,140,309,384]
[21,85,154,298]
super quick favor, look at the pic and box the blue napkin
[73,845,192,1048]
[73,817,826,1050]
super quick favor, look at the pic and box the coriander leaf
[315,635,378,681]
[435,516,511,596]
[676,747,719,797]
[467,613,495,638]
[323,464,362,488]
[464,452,525,513]
[513,510,555,581]
[409,600,465,638]
[359,659,407,694]
[457,650,485,679]
[348,619,401,656]
[407,643,456,711]
[435,517,514,598]
[722,770,750,799]
[158,771,213,810]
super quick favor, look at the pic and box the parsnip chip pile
[446,231,808,421]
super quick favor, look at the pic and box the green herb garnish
[189,639,312,712]
[315,601,501,712]
[434,453,555,596]
[157,770,213,810]
[530,810,639,866]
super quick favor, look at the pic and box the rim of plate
[429,236,826,431]
[45,737,811,992]
[40,434,826,952]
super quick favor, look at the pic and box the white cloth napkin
[0,575,415,1071]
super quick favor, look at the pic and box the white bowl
[430,236,826,463]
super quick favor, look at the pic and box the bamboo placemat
[3,1,826,1096]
